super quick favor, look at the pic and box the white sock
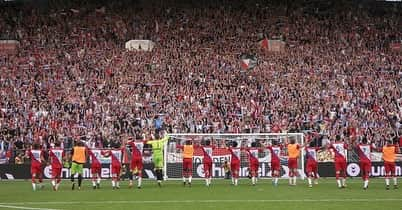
[32,183,36,191]
[183,177,186,183]
[92,181,96,186]
[393,177,397,185]
[112,180,116,187]
[189,176,192,183]
[209,178,212,184]
[274,177,278,184]
[252,177,256,185]
[364,180,369,188]
[234,178,238,186]
[386,178,390,186]
[342,178,346,186]
[52,180,56,186]
[138,177,142,187]
[97,177,101,184]
[205,179,209,186]
[293,176,297,185]
[308,178,312,185]
[337,179,342,187]
[231,177,235,184]
[116,181,120,188]
[289,177,293,185]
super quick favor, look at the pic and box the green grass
[0,178,401,210]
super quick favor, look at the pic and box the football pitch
[0,178,401,210]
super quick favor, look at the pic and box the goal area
[164,133,305,180]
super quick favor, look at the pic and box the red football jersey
[245,148,262,164]
[305,147,319,163]
[197,145,215,163]
[228,147,241,163]
[356,144,374,162]
[49,148,64,168]
[128,141,146,160]
[266,146,282,163]
[88,148,102,166]
[27,149,44,167]
[329,142,348,162]
[108,148,124,167]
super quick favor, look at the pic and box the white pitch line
[0,204,59,210]
[1,199,402,205]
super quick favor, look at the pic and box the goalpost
[163,133,305,180]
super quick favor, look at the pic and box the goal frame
[164,133,305,180]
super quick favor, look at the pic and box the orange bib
[183,145,194,159]
[383,146,396,162]
[288,144,300,159]
[72,146,86,163]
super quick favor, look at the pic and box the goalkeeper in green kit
[146,132,169,187]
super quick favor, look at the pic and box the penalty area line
[2,199,402,205]
[0,204,59,210]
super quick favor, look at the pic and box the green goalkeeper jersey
[147,135,169,158]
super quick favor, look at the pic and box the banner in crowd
[240,53,258,70]
[259,38,285,52]
[390,42,401,52]
[0,162,401,180]
[316,151,402,162]
[125,40,155,51]
[0,40,19,54]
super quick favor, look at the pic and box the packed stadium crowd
[0,0,401,162]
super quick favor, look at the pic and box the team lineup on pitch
[23,134,400,191]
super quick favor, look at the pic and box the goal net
[164,133,305,180]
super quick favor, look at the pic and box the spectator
[0,0,400,163]
[14,152,24,164]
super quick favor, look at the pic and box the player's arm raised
[210,138,215,149]
[301,139,310,148]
